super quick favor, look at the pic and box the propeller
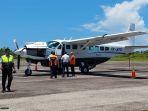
[17,55,20,69]
[13,39,19,49]
[13,39,21,69]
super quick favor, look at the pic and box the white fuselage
[14,41,127,61]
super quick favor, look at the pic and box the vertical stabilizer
[129,23,135,31]
[129,23,136,52]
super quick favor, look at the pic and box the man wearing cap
[0,49,16,93]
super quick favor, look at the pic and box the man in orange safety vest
[70,52,76,77]
[49,51,58,78]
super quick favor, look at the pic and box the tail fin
[128,23,136,45]
[128,23,136,52]
[129,23,135,31]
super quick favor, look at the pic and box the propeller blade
[13,39,19,49]
[17,55,20,69]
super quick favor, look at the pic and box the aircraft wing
[66,31,147,48]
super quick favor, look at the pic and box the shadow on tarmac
[77,71,148,79]
[15,68,148,79]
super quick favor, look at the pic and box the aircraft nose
[14,49,20,55]
[14,48,23,55]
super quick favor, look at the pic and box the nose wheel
[25,62,32,76]
[80,66,89,73]
[79,62,89,74]
[25,69,32,76]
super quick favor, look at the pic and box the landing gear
[79,62,89,74]
[80,66,89,73]
[79,62,97,74]
[25,69,32,76]
[25,62,32,76]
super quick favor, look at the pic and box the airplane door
[55,44,62,56]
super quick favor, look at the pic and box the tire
[80,66,89,74]
[25,69,32,76]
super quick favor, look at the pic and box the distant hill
[111,51,148,62]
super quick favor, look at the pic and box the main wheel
[80,66,89,74]
[25,69,32,76]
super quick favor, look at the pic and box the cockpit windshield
[47,41,60,49]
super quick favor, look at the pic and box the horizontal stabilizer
[125,46,148,53]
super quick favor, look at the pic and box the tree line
[0,47,16,57]
[111,50,148,61]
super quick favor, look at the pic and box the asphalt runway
[0,61,148,111]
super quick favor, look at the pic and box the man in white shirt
[61,52,69,77]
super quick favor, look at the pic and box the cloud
[82,0,148,33]
[82,0,148,46]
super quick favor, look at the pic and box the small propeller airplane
[14,24,148,76]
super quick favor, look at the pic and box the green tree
[0,47,16,57]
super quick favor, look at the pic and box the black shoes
[7,87,12,92]
[1,90,5,93]
[1,87,12,93]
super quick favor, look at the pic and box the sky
[0,0,148,50]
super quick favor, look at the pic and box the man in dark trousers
[70,52,76,76]
[61,52,69,77]
[0,49,16,93]
[49,51,58,78]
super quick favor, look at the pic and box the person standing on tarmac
[0,49,16,93]
[61,52,69,77]
[49,51,58,78]
[70,52,76,77]
[57,56,62,75]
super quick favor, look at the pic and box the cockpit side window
[47,41,60,49]
[57,44,62,49]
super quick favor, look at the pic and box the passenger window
[89,46,94,50]
[94,46,99,52]
[72,44,78,49]
[66,45,71,49]
[100,46,104,51]
[105,47,109,51]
